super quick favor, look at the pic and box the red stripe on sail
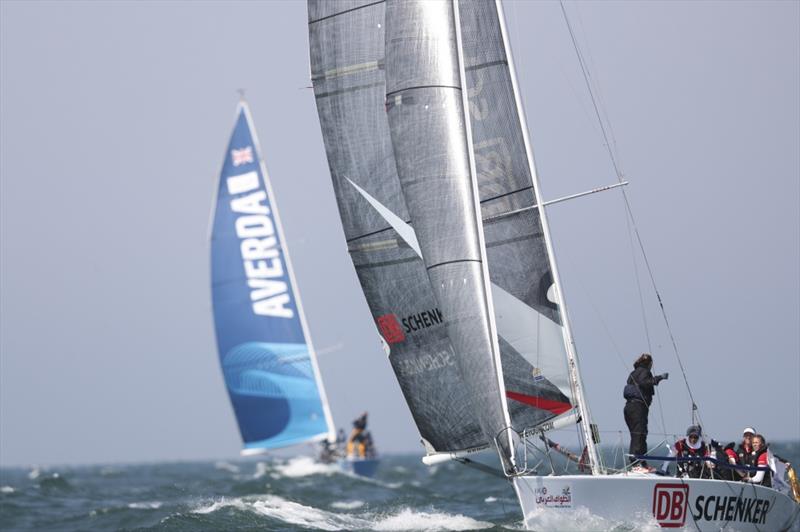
[506,390,572,415]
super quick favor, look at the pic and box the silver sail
[383,0,515,469]
[309,0,587,470]
[308,0,486,453]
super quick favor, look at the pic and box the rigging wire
[558,0,702,429]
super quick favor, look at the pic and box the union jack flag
[231,146,254,167]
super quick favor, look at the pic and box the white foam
[330,500,365,510]
[372,508,493,531]
[128,501,163,509]
[253,462,270,479]
[193,495,368,530]
[484,496,497,503]
[274,456,340,478]
[214,461,240,473]
[1,486,15,493]
[523,506,661,532]
[28,468,41,480]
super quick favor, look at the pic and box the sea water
[1,443,798,531]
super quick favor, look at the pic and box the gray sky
[1,0,797,467]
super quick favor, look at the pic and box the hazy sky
[1,1,798,468]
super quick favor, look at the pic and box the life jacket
[674,439,709,478]
[737,443,754,468]
[712,443,738,481]
[751,447,772,488]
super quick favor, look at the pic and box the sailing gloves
[654,373,669,384]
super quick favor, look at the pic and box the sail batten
[211,101,335,452]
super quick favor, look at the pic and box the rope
[558,0,701,428]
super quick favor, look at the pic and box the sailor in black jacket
[623,353,668,468]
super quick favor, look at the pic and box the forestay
[210,102,335,453]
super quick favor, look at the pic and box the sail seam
[345,222,411,243]
[315,82,384,100]
[465,59,509,72]
[308,0,385,25]
[353,256,418,270]
[484,233,539,249]
[425,258,482,271]
[385,84,461,98]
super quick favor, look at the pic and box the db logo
[652,484,689,528]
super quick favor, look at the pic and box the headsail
[457,1,577,432]
[210,101,335,453]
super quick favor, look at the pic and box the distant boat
[308,0,799,528]
[210,100,378,476]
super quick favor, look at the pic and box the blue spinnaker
[211,101,335,452]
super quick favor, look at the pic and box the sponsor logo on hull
[534,486,572,508]
[653,484,689,528]
[653,483,772,527]
[690,494,771,525]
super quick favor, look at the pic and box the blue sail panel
[211,103,333,451]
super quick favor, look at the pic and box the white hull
[513,474,800,531]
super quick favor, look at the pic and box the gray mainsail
[383,0,515,469]
[308,0,486,453]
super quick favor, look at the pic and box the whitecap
[253,462,270,479]
[192,495,368,530]
[274,456,340,478]
[330,500,365,510]
[1,486,15,494]
[484,496,497,503]
[28,468,41,480]
[523,506,660,532]
[128,501,163,509]
[373,508,493,531]
[214,461,240,473]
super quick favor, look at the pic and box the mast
[493,0,602,474]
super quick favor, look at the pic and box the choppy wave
[127,501,163,510]
[372,508,493,531]
[524,506,661,532]
[192,495,493,531]
[330,500,365,510]
[1,449,798,531]
[272,456,342,478]
[214,461,240,473]
[193,495,368,530]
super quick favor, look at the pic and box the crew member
[709,439,739,481]
[346,412,368,458]
[623,353,668,469]
[736,427,756,480]
[667,425,710,478]
[745,434,772,487]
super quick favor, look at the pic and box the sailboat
[307,0,800,529]
[210,100,379,476]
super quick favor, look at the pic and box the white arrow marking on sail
[345,177,573,400]
[346,178,421,256]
